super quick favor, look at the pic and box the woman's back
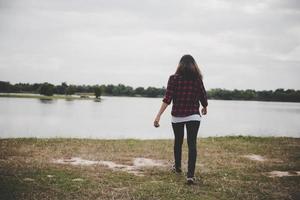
[163,74,208,117]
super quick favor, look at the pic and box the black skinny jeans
[172,120,200,178]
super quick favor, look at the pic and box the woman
[153,54,208,185]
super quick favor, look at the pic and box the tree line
[207,88,300,102]
[0,81,300,102]
[0,81,165,98]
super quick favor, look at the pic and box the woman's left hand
[201,107,207,115]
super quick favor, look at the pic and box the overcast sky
[0,0,299,90]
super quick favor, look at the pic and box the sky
[0,0,299,90]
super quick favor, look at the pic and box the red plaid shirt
[162,74,208,117]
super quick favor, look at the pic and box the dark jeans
[172,120,200,178]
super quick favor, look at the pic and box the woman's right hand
[201,107,207,115]
[154,116,160,128]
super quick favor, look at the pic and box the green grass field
[0,136,299,200]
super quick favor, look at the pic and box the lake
[0,96,299,139]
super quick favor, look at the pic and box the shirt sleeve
[162,75,175,105]
[199,79,208,107]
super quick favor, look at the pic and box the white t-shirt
[171,114,201,123]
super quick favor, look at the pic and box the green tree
[105,84,114,95]
[94,86,102,98]
[0,81,11,93]
[38,82,54,96]
[145,87,160,97]
[66,85,76,95]
[135,87,145,96]
[55,82,68,94]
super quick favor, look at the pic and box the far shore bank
[0,92,159,100]
[0,92,100,101]
[1,92,300,103]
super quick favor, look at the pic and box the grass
[0,136,299,200]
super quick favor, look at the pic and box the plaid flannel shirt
[162,74,208,117]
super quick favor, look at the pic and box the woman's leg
[171,122,185,169]
[186,121,200,178]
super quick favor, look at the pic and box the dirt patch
[52,157,167,176]
[133,157,165,167]
[242,154,283,163]
[23,178,35,182]
[242,154,266,161]
[266,171,300,177]
[98,160,141,176]
[54,157,99,166]
[72,178,84,182]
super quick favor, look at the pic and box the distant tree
[273,88,285,101]
[0,81,11,93]
[135,87,145,96]
[94,86,102,98]
[112,86,120,96]
[38,82,54,96]
[105,84,114,95]
[14,83,30,92]
[76,84,90,93]
[65,85,76,95]
[243,89,256,100]
[117,84,126,95]
[55,82,68,94]
[145,87,161,97]
[124,86,134,96]
[257,90,273,101]
[32,83,42,93]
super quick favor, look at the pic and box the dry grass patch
[0,136,299,200]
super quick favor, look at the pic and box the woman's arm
[154,75,175,127]
[199,79,208,108]
[198,78,208,115]
[154,102,168,127]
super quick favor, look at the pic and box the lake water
[0,96,299,139]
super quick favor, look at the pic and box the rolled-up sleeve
[199,79,208,107]
[162,75,175,105]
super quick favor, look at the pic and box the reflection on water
[39,98,55,104]
[0,97,299,139]
[65,98,75,102]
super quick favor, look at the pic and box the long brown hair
[175,54,203,80]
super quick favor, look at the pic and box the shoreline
[0,93,99,100]
[1,135,299,140]
[1,92,300,103]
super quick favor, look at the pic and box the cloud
[0,0,299,90]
